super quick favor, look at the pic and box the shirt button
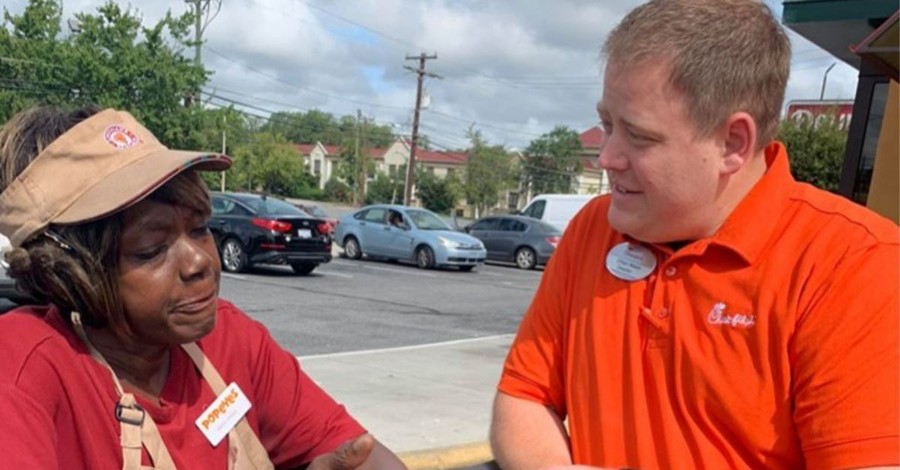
[665,266,677,277]
[657,308,669,319]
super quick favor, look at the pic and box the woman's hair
[0,105,212,328]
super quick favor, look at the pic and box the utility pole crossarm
[403,52,438,206]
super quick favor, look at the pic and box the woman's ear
[720,112,757,176]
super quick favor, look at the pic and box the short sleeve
[791,242,900,468]
[0,384,57,469]
[497,209,584,418]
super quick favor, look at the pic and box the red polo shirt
[499,142,899,469]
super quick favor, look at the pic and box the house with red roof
[574,125,609,195]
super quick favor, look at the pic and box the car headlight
[438,237,460,248]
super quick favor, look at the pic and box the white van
[518,194,595,232]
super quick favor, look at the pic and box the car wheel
[291,263,317,276]
[459,265,475,272]
[515,247,537,270]
[344,236,362,260]
[221,238,248,273]
[416,245,435,269]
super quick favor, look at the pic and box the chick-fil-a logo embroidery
[707,302,756,328]
[104,125,141,149]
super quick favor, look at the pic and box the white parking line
[297,333,514,360]
[318,270,354,279]
[332,261,440,278]
[222,273,247,280]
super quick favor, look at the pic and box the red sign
[786,100,853,130]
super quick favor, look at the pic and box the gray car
[464,215,561,269]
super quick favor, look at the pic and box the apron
[71,312,275,470]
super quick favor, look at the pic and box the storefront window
[852,81,889,203]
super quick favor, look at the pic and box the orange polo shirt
[498,142,899,469]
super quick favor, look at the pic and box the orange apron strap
[71,312,177,470]
[181,343,274,470]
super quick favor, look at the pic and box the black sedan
[209,192,332,275]
[464,215,561,269]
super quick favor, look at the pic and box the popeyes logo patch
[195,382,252,446]
[104,125,141,149]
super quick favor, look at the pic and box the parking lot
[219,255,543,356]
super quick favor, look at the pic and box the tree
[0,0,206,142]
[229,132,317,197]
[464,130,513,217]
[260,110,396,148]
[523,126,583,194]
[416,171,458,214]
[777,116,847,193]
[365,172,403,204]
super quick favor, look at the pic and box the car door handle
[383,226,391,231]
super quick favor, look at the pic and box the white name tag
[195,382,252,446]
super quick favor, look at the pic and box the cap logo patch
[104,125,142,149]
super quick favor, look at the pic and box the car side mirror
[463,225,471,233]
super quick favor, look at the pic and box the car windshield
[305,206,328,218]
[407,209,452,230]
[244,197,307,216]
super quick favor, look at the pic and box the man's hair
[0,105,211,329]
[603,0,791,147]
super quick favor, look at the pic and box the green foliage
[365,172,403,204]
[464,130,514,216]
[0,0,205,143]
[260,110,396,148]
[323,177,352,203]
[228,132,317,197]
[523,126,583,194]
[416,171,459,214]
[777,117,847,193]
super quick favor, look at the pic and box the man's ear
[720,112,757,176]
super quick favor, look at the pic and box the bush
[323,178,352,203]
[416,173,458,213]
[366,173,403,204]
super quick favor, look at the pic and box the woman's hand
[307,433,406,470]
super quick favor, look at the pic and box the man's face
[116,199,221,346]
[597,60,726,243]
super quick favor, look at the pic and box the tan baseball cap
[0,108,232,247]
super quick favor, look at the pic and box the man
[490,1,899,469]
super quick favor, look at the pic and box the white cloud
[4,0,863,149]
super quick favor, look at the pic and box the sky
[6,0,861,151]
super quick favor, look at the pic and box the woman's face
[116,198,220,347]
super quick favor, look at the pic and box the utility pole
[220,114,227,191]
[403,53,440,206]
[185,0,222,106]
[354,109,363,205]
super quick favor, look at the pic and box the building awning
[783,0,897,68]
[852,10,899,81]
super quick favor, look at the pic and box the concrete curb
[399,441,493,470]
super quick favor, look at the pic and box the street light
[819,62,836,101]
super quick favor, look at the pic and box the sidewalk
[298,334,513,466]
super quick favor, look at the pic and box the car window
[406,209,452,230]
[364,208,387,223]
[246,197,307,216]
[499,218,526,232]
[213,197,250,216]
[523,200,546,219]
[470,218,498,231]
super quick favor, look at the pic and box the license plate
[297,229,312,238]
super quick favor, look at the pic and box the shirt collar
[705,141,794,265]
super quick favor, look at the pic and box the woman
[0,106,406,469]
